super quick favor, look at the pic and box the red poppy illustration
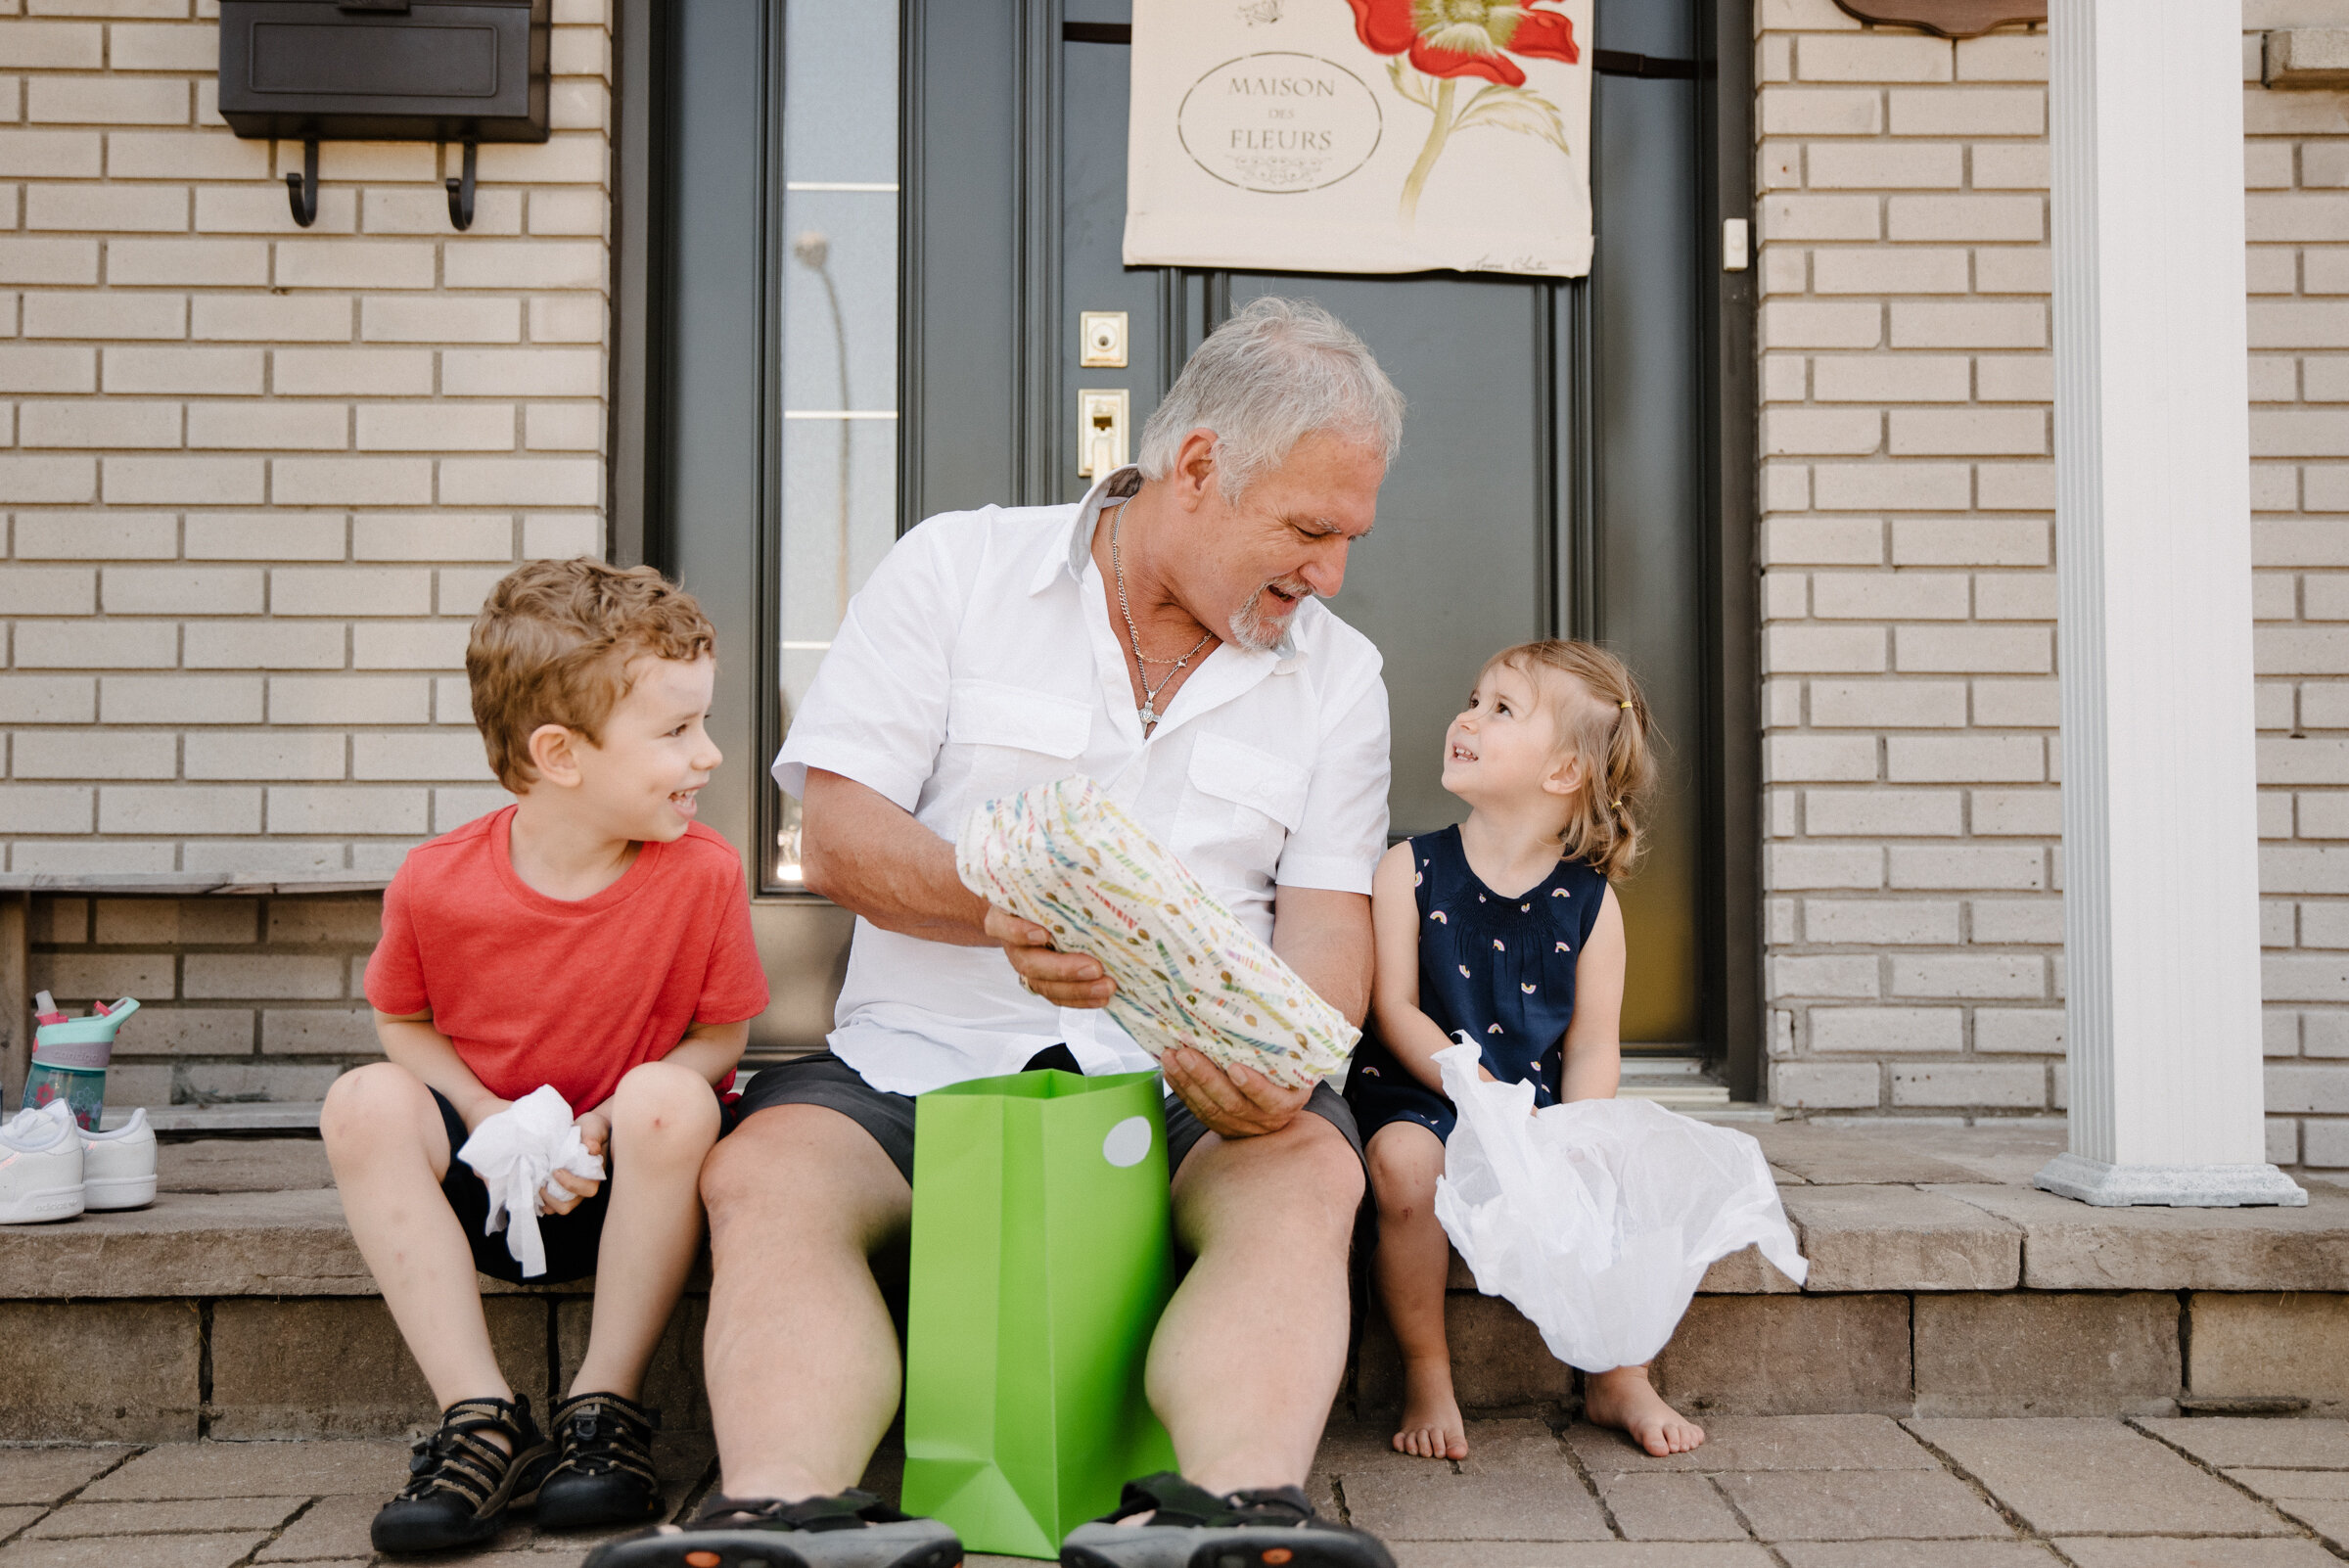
[1347,0,1580,84]
[1345,0,1580,223]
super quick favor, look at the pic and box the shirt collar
[1033,465,1142,596]
[1033,464,1301,665]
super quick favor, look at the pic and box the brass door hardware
[1077,389,1129,478]
[1080,310,1129,368]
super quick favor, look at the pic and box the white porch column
[2035,0,2305,1207]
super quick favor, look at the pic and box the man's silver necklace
[1109,503,1214,729]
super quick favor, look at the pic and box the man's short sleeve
[693,854,772,1026]
[772,518,966,810]
[361,869,429,1016]
[1275,660,1391,895]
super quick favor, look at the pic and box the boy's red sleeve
[362,869,431,1017]
[695,858,771,1025]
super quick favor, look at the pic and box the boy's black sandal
[1059,1473,1395,1568]
[536,1390,666,1530]
[582,1489,963,1568]
[371,1394,555,1554]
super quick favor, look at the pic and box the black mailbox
[216,0,549,228]
[217,0,550,144]
[217,0,549,141]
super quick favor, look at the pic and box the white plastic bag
[457,1084,607,1279]
[1431,1040,1807,1372]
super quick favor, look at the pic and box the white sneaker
[0,1102,85,1223]
[81,1107,157,1211]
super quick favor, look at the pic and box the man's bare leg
[1148,1113,1364,1496]
[699,1104,911,1501]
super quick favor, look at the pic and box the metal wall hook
[445,140,477,231]
[285,138,319,227]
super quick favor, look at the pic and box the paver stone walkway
[9,1415,2349,1567]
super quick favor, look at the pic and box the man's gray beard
[1227,579,1314,652]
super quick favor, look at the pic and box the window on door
[771,1,903,888]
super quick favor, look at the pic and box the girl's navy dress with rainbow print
[1345,824,1608,1143]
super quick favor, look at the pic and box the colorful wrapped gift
[955,776,1359,1088]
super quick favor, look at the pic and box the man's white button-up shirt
[772,467,1393,1095]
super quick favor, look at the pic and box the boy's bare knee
[321,1061,428,1151]
[610,1058,720,1146]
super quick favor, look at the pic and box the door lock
[1080,309,1128,368]
[1077,389,1129,478]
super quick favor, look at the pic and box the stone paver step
[10,1129,2348,1302]
[8,1130,2349,1442]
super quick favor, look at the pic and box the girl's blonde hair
[1481,638,1657,881]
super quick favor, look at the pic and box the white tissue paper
[457,1084,607,1278]
[1431,1039,1808,1372]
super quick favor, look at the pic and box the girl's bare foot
[1584,1364,1704,1457]
[1393,1357,1469,1460]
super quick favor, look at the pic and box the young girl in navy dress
[1348,638,1702,1462]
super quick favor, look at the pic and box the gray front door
[625,0,1757,1081]
[908,0,1713,1049]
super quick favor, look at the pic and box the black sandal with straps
[583,1489,963,1568]
[371,1395,556,1554]
[537,1391,665,1531]
[1058,1473,1394,1568]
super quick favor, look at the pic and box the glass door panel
[773,0,903,886]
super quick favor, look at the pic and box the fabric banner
[1124,0,1595,279]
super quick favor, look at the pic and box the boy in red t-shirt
[325,559,770,1554]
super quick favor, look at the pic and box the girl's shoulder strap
[1566,856,1610,942]
[1404,824,1464,914]
[1542,853,1612,942]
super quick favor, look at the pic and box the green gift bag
[901,1068,1180,1559]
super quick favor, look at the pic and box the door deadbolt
[1080,310,1128,368]
[1077,389,1129,478]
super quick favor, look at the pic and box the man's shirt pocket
[1174,731,1311,885]
[941,678,1093,804]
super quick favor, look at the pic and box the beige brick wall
[27,891,378,1107]
[2246,2,2349,1172]
[0,0,613,880]
[1755,0,2349,1166]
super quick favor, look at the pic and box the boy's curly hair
[467,559,716,792]
[1482,639,1657,881]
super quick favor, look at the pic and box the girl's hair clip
[1618,700,1634,710]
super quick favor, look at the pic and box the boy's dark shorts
[432,1083,727,1286]
[727,1048,1364,1187]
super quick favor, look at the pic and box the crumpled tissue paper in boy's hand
[955,775,1359,1088]
[458,1084,607,1279]
[1432,1039,1809,1372]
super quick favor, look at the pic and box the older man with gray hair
[592,300,1404,1568]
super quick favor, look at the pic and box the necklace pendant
[1137,701,1158,727]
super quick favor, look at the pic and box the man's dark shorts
[728,1047,1365,1186]
[431,1081,729,1286]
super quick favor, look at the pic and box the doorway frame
[608,0,1761,1092]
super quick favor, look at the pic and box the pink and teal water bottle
[23,992,140,1130]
